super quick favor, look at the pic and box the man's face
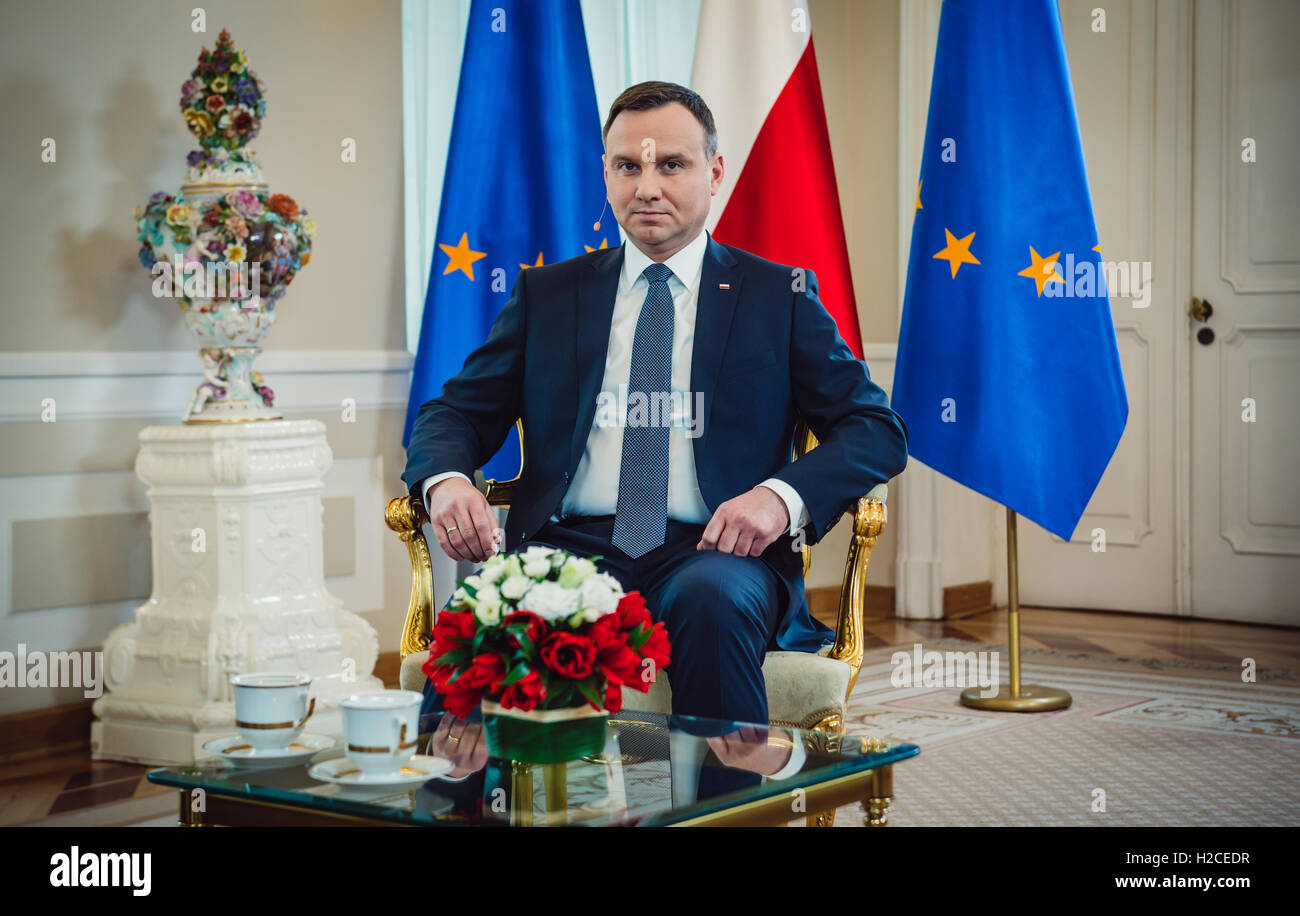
[602,102,724,261]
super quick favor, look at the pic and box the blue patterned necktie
[611,262,675,558]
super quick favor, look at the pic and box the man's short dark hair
[602,81,718,159]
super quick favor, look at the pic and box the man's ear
[710,152,725,195]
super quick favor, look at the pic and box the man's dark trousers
[419,514,784,726]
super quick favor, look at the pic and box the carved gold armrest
[827,488,887,696]
[385,494,434,659]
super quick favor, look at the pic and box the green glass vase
[481,700,609,765]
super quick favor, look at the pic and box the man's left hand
[697,486,789,557]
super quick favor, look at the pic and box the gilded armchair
[385,418,890,826]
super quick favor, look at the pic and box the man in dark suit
[403,81,907,730]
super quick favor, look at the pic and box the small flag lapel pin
[718,283,730,290]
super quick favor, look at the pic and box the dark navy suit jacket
[403,233,908,652]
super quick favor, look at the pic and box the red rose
[502,610,548,650]
[638,623,672,676]
[602,676,624,714]
[538,632,596,679]
[499,668,547,712]
[584,615,640,686]
[440,652,505,718]
[616,592,651,632]
[428,609,476,661]
[205,94,226,114]
[204,209,222,227]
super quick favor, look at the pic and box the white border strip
[0,350,414,422]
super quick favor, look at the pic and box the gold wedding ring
[446,526,459,533]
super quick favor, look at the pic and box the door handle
[1189,297,1213,323]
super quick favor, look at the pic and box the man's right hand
[425,476,500,562]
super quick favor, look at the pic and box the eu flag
[891,0,1128,541]
[403,0,608,482]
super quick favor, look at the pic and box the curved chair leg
[805,713,843,828]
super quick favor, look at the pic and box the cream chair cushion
[401,647,851,732]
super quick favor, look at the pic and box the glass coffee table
[147,710,918,827]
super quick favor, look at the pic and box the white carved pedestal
[91,419,382,764]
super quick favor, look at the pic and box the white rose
[451,587,468,605]
[523,559,551,579]
[520,545,555,564]
[474,603,501,625]
[594,571,626,597]
[478,563,505,586]
[483,553,505,570]
[499,575,532,602]
[577,577,618,617]
[474,585,502,625]
[558,556,596,588]
[463,574,482,590]
[520,580,580,621]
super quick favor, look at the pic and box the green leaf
[574,679,603,710]
[506,626,534,656]
[626,622,652,650]
[432,646,467,667]
[498,660,532,688]
[550,681,575,707]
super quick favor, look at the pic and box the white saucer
[201,733,335,767]
[308,755,453,790]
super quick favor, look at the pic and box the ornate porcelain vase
[134,28,314,424]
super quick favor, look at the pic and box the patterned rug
[824,642,1300,826]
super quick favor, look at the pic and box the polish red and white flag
[692,0,863,357]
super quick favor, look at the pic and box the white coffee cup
[339,690,423,776]
[230,672,315,750]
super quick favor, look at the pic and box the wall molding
[0,349,414,422]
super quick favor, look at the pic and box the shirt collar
[619,228,710,296]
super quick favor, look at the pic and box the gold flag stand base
[959,684,1072,712]
[959,508,1072,714]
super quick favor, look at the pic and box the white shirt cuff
[763,736,807,782]
[421,472,474,511]
[758,478,809,536]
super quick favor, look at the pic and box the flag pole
[960,508,1071,712]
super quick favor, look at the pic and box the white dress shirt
[421,228,809,536]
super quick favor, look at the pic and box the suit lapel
[690,235,743,470]
[571,244,625,471]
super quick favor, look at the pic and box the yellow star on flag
[584,238,609,252]
[520,252,544,270]
[915,181,923,211]
[933,228,980,278]
[439,233,487,280]
[1018,246,1065,296]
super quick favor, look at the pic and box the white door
[1017,0,1182,615]
[1188,0,1300,625]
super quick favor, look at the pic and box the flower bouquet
[180,27,266,153]
[423,546,670,763]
